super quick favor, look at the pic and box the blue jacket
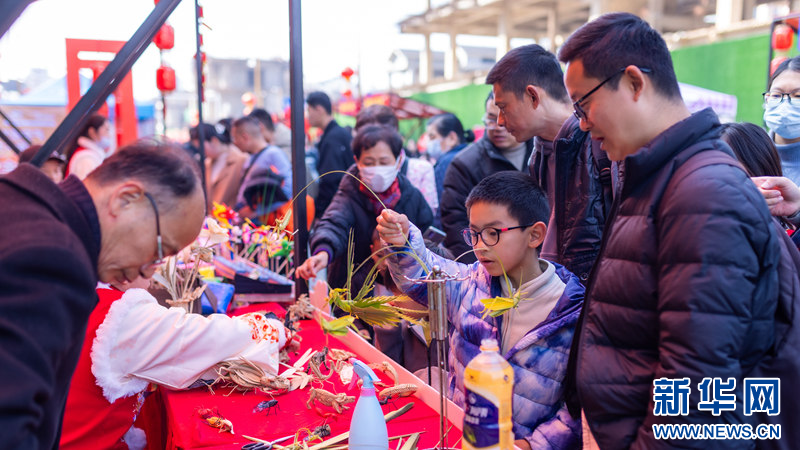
[388,225,584,448]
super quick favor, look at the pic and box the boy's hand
[376,209,410,246]
[296,252,328,280]
[751,176,800,217]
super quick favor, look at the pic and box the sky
[0,0,497,101]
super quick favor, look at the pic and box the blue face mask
[98,135,114,151]
[427,139,443,160]
[764,101,800,140]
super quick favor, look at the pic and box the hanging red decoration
[153,24,174,50]
[341,67,354,82]
[343,89,353,98]
[771,56,788,76]
[156,65,176,92]
[772,24,794,51]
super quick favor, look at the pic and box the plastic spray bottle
[349,359,389,449]
[462,338,515,450]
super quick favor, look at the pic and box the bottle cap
[480,338,499,352]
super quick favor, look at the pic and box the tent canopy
[338,93,447,119]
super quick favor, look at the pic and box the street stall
[139,285,463,450]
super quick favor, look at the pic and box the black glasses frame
[143,192,164,266]
[762,91,800,107]
[462,223,534,247]
[573,67,653,121]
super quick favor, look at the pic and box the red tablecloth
[148,302,461,449]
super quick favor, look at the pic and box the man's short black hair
[87,140,202,206]
[351,125,403,160]
[486,44,569,103]
[466,171,549,229]
[558,12,682,100]
[232,115,262,138]
[306,91,332,115]
[249,108,275,132]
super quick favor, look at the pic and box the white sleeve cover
[91,288,284,403]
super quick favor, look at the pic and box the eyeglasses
[462,223,534,247]
[482,115,500,130]
[143,192,164,268]
[763,91,800,108]
[573,67,653,121]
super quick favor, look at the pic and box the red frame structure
[65,38,138,147]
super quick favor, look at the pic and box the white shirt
[68,136,108,180]
[92,288,284,403]
[499,260,565,354]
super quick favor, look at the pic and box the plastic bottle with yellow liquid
[462,338,514,450]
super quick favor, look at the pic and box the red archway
[65,38,138,147]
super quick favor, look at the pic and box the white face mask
[359,161,399,193]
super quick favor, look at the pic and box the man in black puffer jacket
[560,13,784,449]
[440,90,533,262]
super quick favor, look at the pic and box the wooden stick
[399,432,421,450]
[389,432,425,441]
[432,424,454,449]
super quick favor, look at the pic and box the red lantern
[341,67,354,82]
[156,65,176,92]
[153,23,174,50]
[772,24,794,51]
[343,89,353,98]
[771,56,788,76]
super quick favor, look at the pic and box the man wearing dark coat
[307,91,354,220]
[560,13,785,449]
[0,142,206,448]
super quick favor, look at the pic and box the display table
[144,291,463,449]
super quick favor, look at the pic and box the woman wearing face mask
[764,56,800,185]
[66,114,113,180]
[296,125,433,303]
[426,113,475,204]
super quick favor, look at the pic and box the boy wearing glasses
[377,171,584,449]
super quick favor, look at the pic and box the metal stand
[405,265,466,449]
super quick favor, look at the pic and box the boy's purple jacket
[388,224,584,448]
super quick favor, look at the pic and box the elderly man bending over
[0,141,206,448]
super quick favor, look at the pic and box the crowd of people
[4,10,800,450]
